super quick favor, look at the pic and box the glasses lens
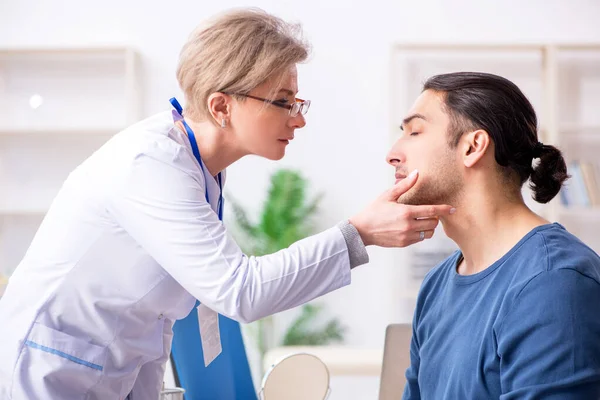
[290,102,301,117]
[300,100,310,115]
[288,99,310,117]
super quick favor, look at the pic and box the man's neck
[176,119,247,177]
[442,190,548,275]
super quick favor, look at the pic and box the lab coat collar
[171,113,226,212]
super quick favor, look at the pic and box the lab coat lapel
[199,157,223,214]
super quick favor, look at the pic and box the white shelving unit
[390,43,600,291]
[0,47,142,294]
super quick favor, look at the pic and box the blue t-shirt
[403,223,600,399]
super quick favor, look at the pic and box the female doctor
[0,8,455,400]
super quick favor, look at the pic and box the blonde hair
[176,8,310,122]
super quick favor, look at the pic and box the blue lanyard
[169,97,224,221]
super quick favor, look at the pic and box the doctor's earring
[220,119,227,129]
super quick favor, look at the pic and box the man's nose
[386,139,405,166]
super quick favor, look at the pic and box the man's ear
[462,129,491,168]
[206,92,232,125]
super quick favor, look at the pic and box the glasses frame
[224,93,310,117]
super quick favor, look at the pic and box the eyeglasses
[225,93,311,117]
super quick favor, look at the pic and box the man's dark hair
[423,71,569,203]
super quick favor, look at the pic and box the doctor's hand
[348,170,456,248]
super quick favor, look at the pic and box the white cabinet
[0,47,141,293]
[390,44,600,289]
[552,47,600,249]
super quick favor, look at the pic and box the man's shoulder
[494,223,600,288]
[536,223,600,283]
[494,224,600,332]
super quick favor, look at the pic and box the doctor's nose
[386,139,405,167]
[289,113,306,129]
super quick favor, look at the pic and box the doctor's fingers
[408,229,435,245]
[410,216,441,232]
[406,204,456,219]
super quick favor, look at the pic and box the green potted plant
[227,168,345,370]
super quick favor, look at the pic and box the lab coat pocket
[12,322,106,399]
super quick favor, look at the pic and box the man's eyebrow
[400,113,428,131]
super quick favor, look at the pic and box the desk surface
[263,346,384,376]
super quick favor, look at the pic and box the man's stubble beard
[397,152,463,207]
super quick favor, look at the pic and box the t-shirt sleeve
[402,321,422,400]
[497,268,600,399]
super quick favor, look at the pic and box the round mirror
[259,352,330,400]
[159,387,185,400]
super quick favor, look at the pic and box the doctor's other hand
[348,170,456,248]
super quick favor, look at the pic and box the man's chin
[397,193,421,205]
[397,192,443,206]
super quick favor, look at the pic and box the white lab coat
[0,111,356,399]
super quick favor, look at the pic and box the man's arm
[402,319,421,399]
[497,268,600,399]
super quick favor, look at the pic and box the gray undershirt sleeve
[336,220,369,269]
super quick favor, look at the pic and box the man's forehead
[405,90,445,123]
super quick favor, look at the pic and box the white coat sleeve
[107,153,357,323]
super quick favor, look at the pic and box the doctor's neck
[176,119,247,177]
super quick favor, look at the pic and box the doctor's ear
[206,92,232,127]
[461,129,491,168]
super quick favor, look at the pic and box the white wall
[2,0,600,352]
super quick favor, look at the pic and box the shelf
[393,43,600,51]
[540,126,600,148]
[0,47,141,132]
[540,125,600,134]
[558,207,600,220]
[0,47,137,64]
[0,127,122,137]
[0,209,47,216]
[0,47,134,55]
[561,133,600,146]
[559,124,600,134]
[0,46,141,281]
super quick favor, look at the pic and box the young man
[389,72,600,399]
